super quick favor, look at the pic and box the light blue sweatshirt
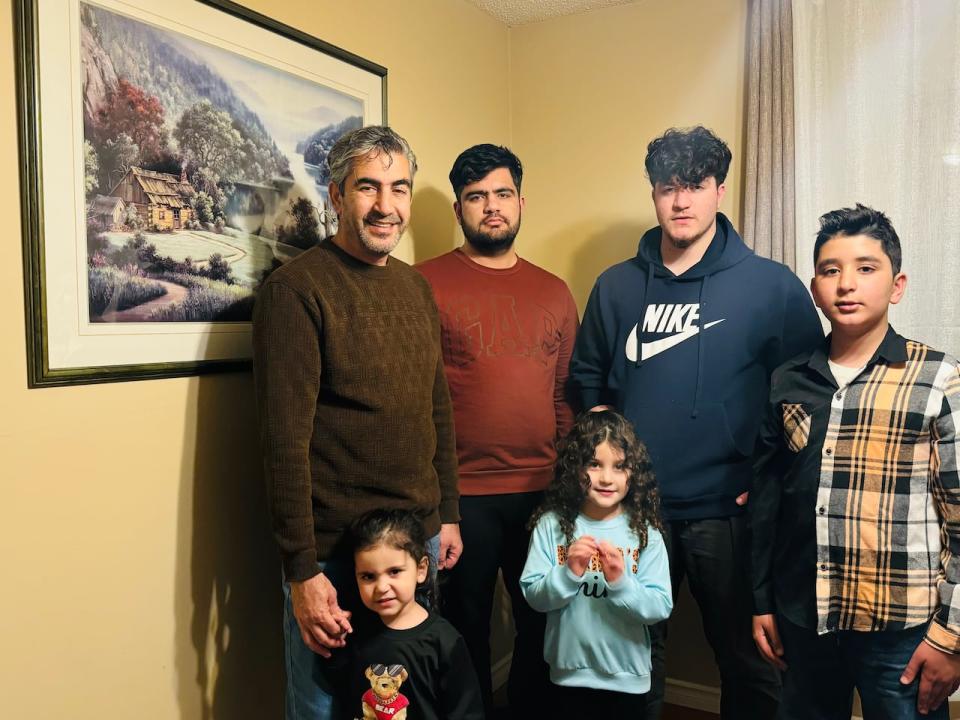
[520,511,672,694]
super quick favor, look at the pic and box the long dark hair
[530,409,662,548]
[346,508,436,610]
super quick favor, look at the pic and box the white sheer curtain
[793,0,960,356]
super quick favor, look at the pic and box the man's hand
[598,541,624,584]
[752,614,787,671]
[567,536,598,577]
[438,523,463,570]
[289,572,352,658]
[736,491,749,506]
[901,640,960,714]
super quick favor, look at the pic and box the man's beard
[462,220,520,256]
[667,236,695,250]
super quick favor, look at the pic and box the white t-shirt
[828,360,866,390]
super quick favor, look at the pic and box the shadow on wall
[561,219,648,307]
[410,186,459,263]
[175,371,285,720]
[665,583,721,688]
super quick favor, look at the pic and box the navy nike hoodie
[570,213,823,520]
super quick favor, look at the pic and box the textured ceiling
[465,0,638,26]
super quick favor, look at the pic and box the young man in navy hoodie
[570,126,824,720]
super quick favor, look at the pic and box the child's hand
[598,541,624,583]
[566,536,598,576]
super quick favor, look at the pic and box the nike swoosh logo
[626,319,725,362]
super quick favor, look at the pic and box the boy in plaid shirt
[749,204,960,719]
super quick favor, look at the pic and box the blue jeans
[283,534,440,720]
[777,616,949,720]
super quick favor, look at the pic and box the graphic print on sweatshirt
[439,294,560,368]
[555,543,642,599]
[361,664,411,720]
[625,303,725,362]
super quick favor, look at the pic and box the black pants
[441,492,550,719]
[644,515,781,720]
[553,683,647,716]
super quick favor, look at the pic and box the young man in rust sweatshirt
[418,144,579,718]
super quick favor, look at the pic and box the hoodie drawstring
[636,263,655,367]
[692,275,710,418]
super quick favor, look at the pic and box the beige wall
[9,0,871,716]
[0,1,508,718]
[509,0,748,308]
[509,0,747,688]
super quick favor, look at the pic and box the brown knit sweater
[252,240,459,581]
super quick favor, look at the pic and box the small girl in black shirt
[339,509,483,720]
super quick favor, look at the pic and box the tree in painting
[81,2,364,323]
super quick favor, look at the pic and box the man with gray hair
[253,125,461,719]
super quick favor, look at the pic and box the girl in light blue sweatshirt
[521,410,672,715]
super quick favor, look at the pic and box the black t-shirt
[334,613,483,720]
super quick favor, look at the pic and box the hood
[635,212,751,280]
[629,213,754,417]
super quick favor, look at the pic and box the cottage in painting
[109,166,194,230]
[87,194,126,231]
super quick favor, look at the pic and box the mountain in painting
[80,2,290,183]
[296,115,363,182]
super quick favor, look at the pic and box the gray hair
[326,125,418,191]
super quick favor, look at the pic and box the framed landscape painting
[15,0,386,386]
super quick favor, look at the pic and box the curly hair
[530,409,663,549]
[644,126,732,187]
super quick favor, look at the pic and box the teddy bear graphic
[361,663,410,720]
